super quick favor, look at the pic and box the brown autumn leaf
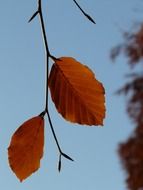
[49,57,105,126]
[8,116,44,182]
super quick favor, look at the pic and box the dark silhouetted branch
[29,0,73,171]
[73,0,96,24]
[28,11,39,23]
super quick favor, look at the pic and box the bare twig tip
[73,0,96,24]
[28,11,39,23]
[85,13,96,24]
[58,154,62,172]
[61,152,74,162]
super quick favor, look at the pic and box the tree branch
[38,0,50,111]
[29,0,73,171]
[73,0,96,24]
[47,110,62,153]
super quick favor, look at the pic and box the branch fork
[29,0,95,171]
[29,0,73,172]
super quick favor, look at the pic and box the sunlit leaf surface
[8,116,44,181]
[49,57,105,126]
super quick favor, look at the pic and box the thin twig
[47,110,62,153]
[46,110,74,162]
[38,0,50,111]
[29,0,74,171]
[38,0,63,156]
[28,11,39,23]
[73,0,96,24]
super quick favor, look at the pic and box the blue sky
[0,0,142,190]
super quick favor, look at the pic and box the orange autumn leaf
[49,57,105,126]
[8,116,44,182]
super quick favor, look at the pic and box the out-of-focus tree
[111,23,143,190]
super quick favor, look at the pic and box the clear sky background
[0,0,143,190]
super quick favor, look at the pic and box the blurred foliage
[111,24,143,190]
[111,24,143,65]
